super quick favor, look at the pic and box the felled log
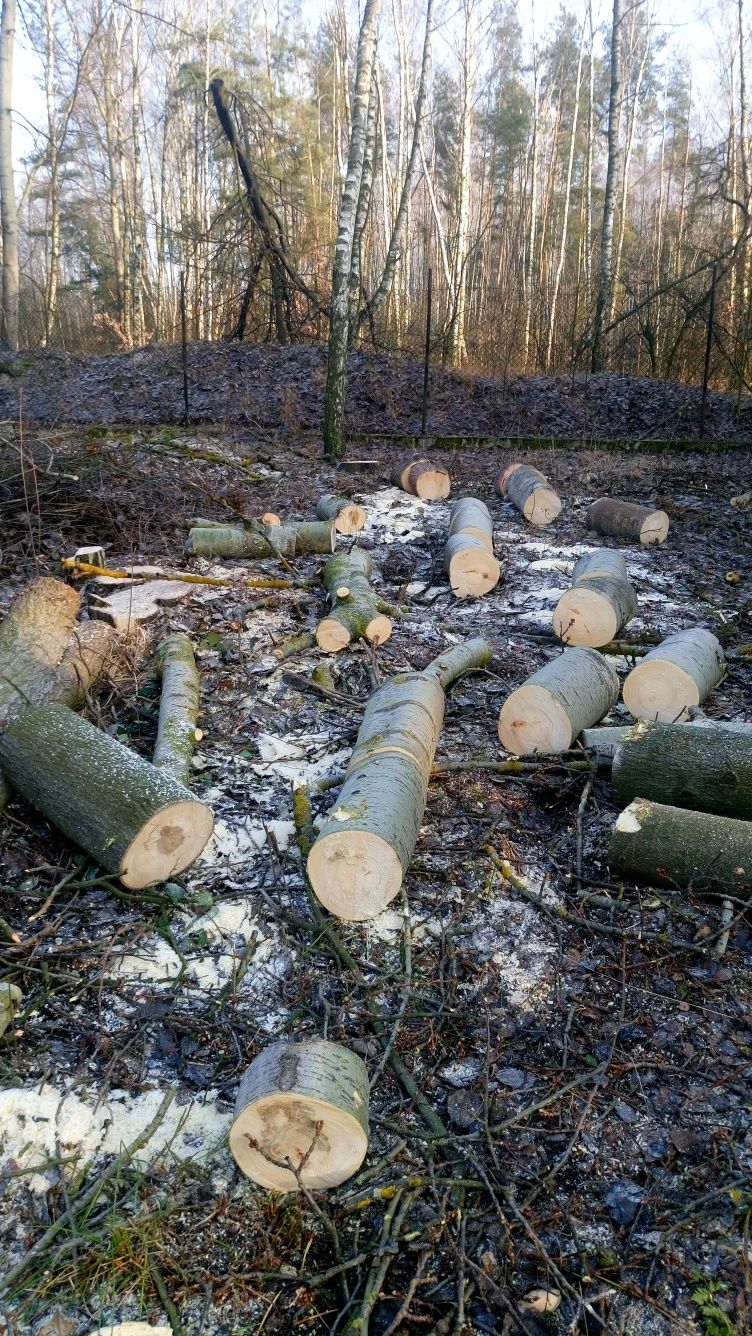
[316,493,367,535]
[586,497,669,545]
[498,647,619,755]
[307,636,492,920]
[186,520,335,559]
[0,705,214,888]
[610,798,752,894]
[622,628,724,722]
[316,549,392,653]
[391,456,451,500]
[445,498,500,598]
[229,1039,369,1190]
[612,719,752,820]
[153,634,201,786]
[495,463,561,525]
[581,725,633,763]
[553,549,637,647]
[0,577,81,724]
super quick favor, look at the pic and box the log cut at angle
[586,497,669,545]
[316,549,392,652]
[186,519,335,559]
[0,705,214,888]
[610,798,752,894]
[307,637,493,920]
[229,1038,369,1191]
[495,463,562,525]
[552,549,637,647]
[612,719,752,819]
[391,456,451,500]
[445,497,500,598]
[498,647,619,755]
[316,493,367,534]
[622,627,724,722]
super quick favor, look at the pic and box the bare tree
[0,0,18,350]
[591,0,623,372]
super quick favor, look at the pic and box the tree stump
[610,798,752,894]
[586,497,669,545]
[498,648,619,754]
[553,548,637,647]
[495,463,561,525]
[622,628,724,721]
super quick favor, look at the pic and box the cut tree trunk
[445,497,500,598]
[610,798,752,894]
[0,705,214,888]
[316,494,367,535]
[153,633,201,787]
[612,719,752,820]
[316,549,392,652]
[623,628,724,722]
[186,521,335,559]
[586,497,669,545]
[581,724,634,762]
[0,577,80,724]
[498,648,619,755]
[496,464,562,525]
[392,456,451,500]
[553,547,637,647]
[307,636,492,919]
[229,1038,369,1191]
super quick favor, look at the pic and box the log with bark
[316,493,367,535]
[316,549,392,653]
[495,463,562,525]
[498,647,619,754]
[0,705,214,888]
[586,497,669,545]
[610,798,752,894]
[307,637,492,920]
[392,456,451,500]
[552,549,637,647]
[612,719,752,820]
[0,577,81,725]
[186,520,335,559]
[229,1038,369,1190]
[622,628,724,722]
[445,497,500,598]
[153,633,201,787]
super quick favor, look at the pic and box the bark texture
[0,0,18,351]
[0,577,81,725]
[586,497,669,545]
[612,719,752,820]
[153,633,201,786]
[316,548,391,652]
[623,628,725,722]
[498,647,619,754]
[496,463,561,525]
[610,797,752,894]
[186,521,335,559]
[553,548,637,647]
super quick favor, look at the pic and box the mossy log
[186,520,335,559]
[553,548,637,647]
[153,633,201,786]
[316,493,367,535]
[391,456,451,500]
[498,647,619,755]
[612,719,752,819]
[316,549,392,653]
[0,705,214,888]
[586,497,669,545]
[0,577,81,725]
[307,636,492,919]
[445,498,500,598]
[229,1039,369,1191]
[610,798,752,894]
[496,463,562,525]
[623,628,724,722]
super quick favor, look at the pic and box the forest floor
[0,346,751,1336]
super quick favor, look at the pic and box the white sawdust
[108,938,182,983]
[199,816,295,865]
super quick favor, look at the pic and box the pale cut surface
[498,683,572,755]
[523,487,562,525]
[623,659,699,723]
[120,799,215,888]
[639,510,670,544]
[364,613,393,644]
[334,503,367,534]
[307,829,403,919]
[449,548,501,597]
[553,587,617,647]
[316,617,352,652]
[413,466,451,500]
[229,1093,368,1190]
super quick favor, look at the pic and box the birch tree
[591,0,623,372]
[0,0,18,350]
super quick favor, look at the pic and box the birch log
[0,577,80,725]
[553,548,637,647]
[0,705,214,887]
[186,521,335,559]
[445,498,500,597]
[586,498,669,545]
[610,798,752,894]
[316,494,367,535]
[307,636,492,919]
[153,633,201,786]
[496,463,561,525]
[612,719,752,819]
[392,456,451,500]
[623,628,725,722]
[229,1039,369,1190]
[498,648,619,754]
[316,549,392,652]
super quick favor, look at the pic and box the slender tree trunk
[591,0,622,372]
[523,44,539,371]
[547,32,585,371]
[0,0,18,351]
[446,0,475,367]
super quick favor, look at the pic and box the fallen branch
[62,557,293,591]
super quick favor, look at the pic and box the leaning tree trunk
[316,549,391,652]
[496,464,561,526]
[186,520,335,559]
[553,548,637,647]
[0,705,214,888]
[307,636,492,920]
[498,647,619,755]
[0,0,18,351]
[229,1039,369,1191]
[153,633,201,787]
[0,577,81,726]
[610,798,752,895]
[586,497,669,545]
[612,719,752,820]
[622,628,724,722]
